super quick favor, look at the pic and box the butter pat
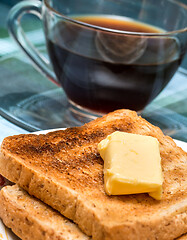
[98,131,163,200]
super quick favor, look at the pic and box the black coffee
[46,15,181,113]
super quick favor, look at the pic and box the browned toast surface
[0,184,89,240]
[0,109,187,240]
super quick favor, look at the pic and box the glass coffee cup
[7,0,187,124]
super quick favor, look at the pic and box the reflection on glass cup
[7,0,187,123]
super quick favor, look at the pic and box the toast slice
[0,109,186,240]
[0,184,89,240]
[0,185,186,240]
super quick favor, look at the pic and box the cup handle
[7,0,59,86]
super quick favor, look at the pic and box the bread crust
[0,109,187,240]
[0,185,185,240]
[0,185,89,240]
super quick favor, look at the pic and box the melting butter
[98,131,163,200]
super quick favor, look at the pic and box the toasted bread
[0,109,186,240]
[0,184,89,240]
[0,185,186,240]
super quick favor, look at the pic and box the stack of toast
[0,109,186,240]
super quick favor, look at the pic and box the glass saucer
[0,51,186,141]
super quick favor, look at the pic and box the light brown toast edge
[0,109,187,240]
[0,184,89,240]
[0,184,186,240]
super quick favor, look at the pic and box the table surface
[0,1,187,143]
